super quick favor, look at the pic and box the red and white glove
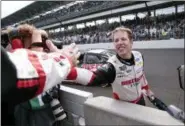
[46,40,80,67]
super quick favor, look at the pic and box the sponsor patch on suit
[119,65,127,71]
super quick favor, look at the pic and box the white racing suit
[2,48,72,102]
[66,51,150,104]
[2,47,73,125]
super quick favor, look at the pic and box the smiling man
[67,26,155,106]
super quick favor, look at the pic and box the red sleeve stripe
[113,92,120,100]
[88,73,96,85]
[130,94,143,103]
[142,85,149,90]
[17,79,39,88]
[27,51,46,95]
[67,67,77,80]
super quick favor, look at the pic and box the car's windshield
[102,50,116,57]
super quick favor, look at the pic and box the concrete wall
[59,85,184,126]
[64,39,184,50]
[59,85,93,126]
[84,96,184,125]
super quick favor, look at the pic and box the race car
[78,49,116,72]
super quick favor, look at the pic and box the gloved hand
[46,40,80,67]
[17,24,36,37]
[142,89,155,100]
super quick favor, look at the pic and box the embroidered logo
[119,65,127,71]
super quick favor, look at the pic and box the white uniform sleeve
[66,67,95,85]
[7,49,72,95]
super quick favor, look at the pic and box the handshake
[46,40,81,67]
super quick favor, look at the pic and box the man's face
[113,31,133,57]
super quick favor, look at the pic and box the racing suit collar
[116,53,135,66]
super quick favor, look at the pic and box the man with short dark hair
[67,27,155,106]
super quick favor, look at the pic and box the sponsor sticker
[135,57,140,62]
[136,61,143,66]
[126,69,132,73]
[136,67,143,73]
[119,65,127,71]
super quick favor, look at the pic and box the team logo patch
[117,71,127,78]
[136,61,143,66]
[136,67,143,73]
[135,57,140,62]
[28,71,36,76]
[119,65,127,71]
[126,69,132,73]
[59,62,64,66]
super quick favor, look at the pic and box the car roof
[87,49,107,54]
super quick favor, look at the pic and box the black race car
[78,49,116,72]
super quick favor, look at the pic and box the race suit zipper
[133,66,139,97]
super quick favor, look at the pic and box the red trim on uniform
[27,51,46,95]
[17,79,39,88]
[113,92,120,100]
[11,39,23,49]
[130,94,143,103]
[142,85,149,90]
[88,73,96,85]
[16,51,46,94]
[67,67,77,80]
[143,74,148,85]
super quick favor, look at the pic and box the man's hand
[46,40,80,67]
[39,29,48,38]
[17,24,36,37]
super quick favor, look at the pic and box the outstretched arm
[66,63,116,86]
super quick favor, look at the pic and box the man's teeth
[119,47,125,50]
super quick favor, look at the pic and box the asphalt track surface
[63,49,184,111]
